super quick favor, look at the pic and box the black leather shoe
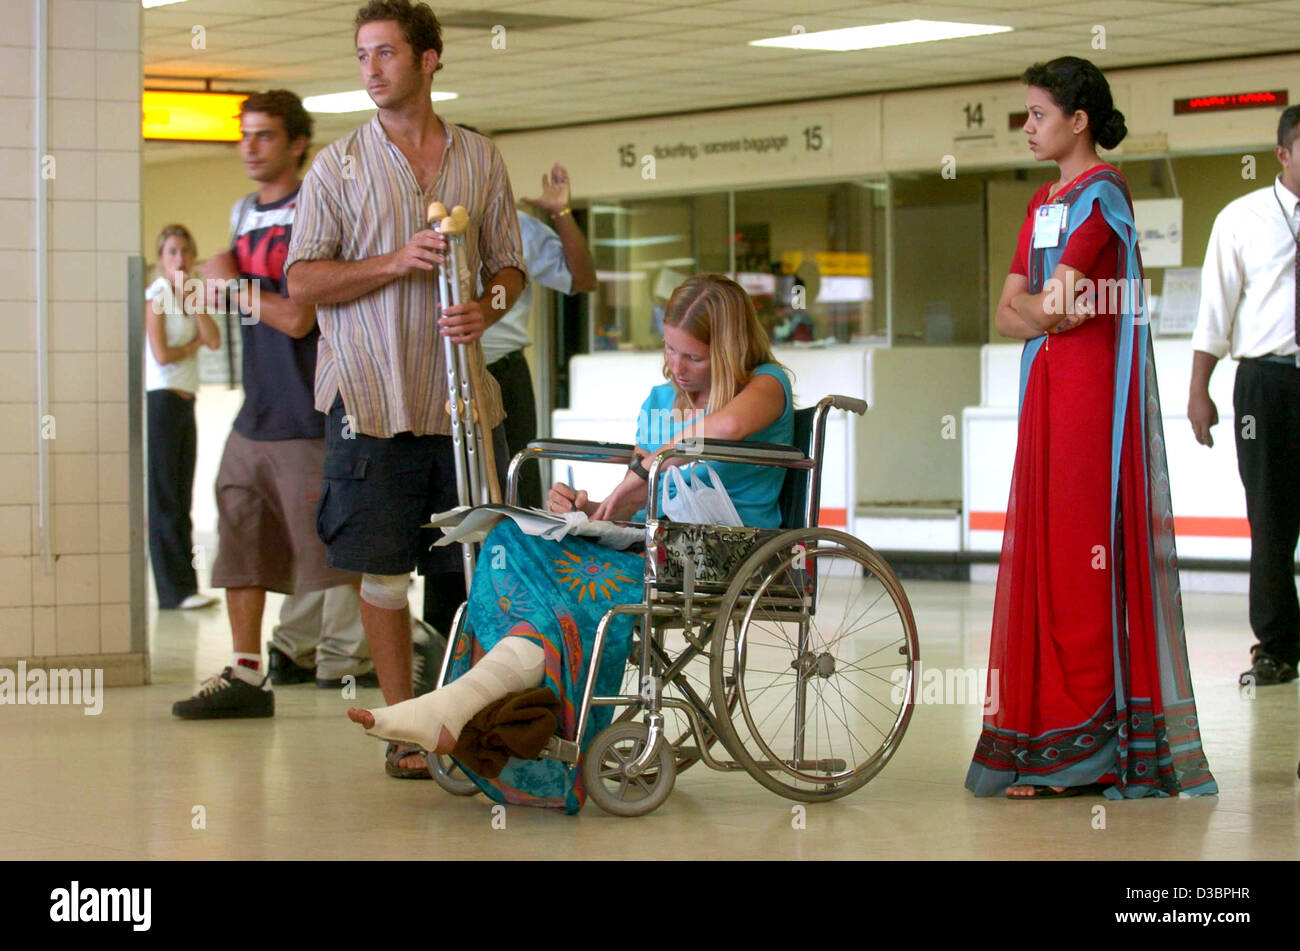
[1238,647,1298,687]
[266,643,316,686]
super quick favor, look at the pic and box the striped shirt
[285,115,525,437]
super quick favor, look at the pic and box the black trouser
[1234,358,1300,666]
[147,389,199,608]
[487,349,542,510]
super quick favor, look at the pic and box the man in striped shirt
[286,0,526,777]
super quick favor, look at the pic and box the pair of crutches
[428,200,501,593]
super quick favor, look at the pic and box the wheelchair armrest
[669,437,809,467]
[505,439,638,506]
[517,439,637,464]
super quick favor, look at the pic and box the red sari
[966,165,1217,798]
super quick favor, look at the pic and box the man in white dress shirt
[1189,106,1300,687]
[475,156,597,510]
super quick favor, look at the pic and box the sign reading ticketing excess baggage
[610,114,834,184]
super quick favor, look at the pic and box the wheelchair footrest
[540,736,580,765]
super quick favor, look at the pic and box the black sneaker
[267,643,316,686]
[411,618,448,698]
[172,668,274,719]
[1239,647,1298,687]
[316,669,381,690]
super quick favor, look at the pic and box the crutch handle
[439,206,470,236]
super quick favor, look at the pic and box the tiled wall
[0,0,141,668]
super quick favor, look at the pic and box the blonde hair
[155,224,196,259]
[662,273,785,415]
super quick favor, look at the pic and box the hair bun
[1098,109,1128,149]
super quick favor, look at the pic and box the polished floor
[1,570,1297,861]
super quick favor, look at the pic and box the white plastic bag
[660,463,743,527]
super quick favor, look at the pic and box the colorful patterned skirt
[447,520,642,813]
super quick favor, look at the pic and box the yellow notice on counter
[815,251,872,276]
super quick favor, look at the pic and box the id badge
[1032,204,1067,249]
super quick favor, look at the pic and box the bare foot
[393,747,428,772]
[1005,784,1071,798]
[348,707,374,729]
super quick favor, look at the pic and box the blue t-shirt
[633,363,794,528]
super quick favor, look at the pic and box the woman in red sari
[966,57,1217,799]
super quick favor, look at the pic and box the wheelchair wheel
[616,625,737,774]
[428,753,479,797]
[709,528,919,803]
[582,722,676,817]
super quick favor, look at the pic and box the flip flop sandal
[385,742,433,780]
[1006,784,1084,799]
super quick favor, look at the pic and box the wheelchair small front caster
[582,722,676,817]
[428,753,479,797]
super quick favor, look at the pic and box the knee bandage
[360,572,410,610]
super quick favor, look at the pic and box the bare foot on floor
[348,707,375,729]
[1005,784,1075,798]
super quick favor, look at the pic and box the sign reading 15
[618,144,636,167]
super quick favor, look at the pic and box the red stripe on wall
[818,508,847,527]
[968,511,1006,531]
[968,511,1250,538]
[1171,516,1250,538]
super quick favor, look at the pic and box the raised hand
[520,163,571,217]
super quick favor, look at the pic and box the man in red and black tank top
[172,91,370,721]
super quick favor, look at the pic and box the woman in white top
[145,225,220,609]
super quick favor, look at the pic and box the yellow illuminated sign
[142,91,247,142]
[815,251,872,276]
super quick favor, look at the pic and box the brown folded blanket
[451,687,561,779]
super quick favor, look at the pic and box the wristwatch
[551,207,572,220]
[628,456,649,481]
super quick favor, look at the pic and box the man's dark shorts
[317,394,507,576]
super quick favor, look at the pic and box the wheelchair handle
[827,395,868,415]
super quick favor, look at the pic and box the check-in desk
[962,339,1254,563]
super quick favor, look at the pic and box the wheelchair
[427,394,921,817]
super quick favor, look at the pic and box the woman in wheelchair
[348,273,794,811]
